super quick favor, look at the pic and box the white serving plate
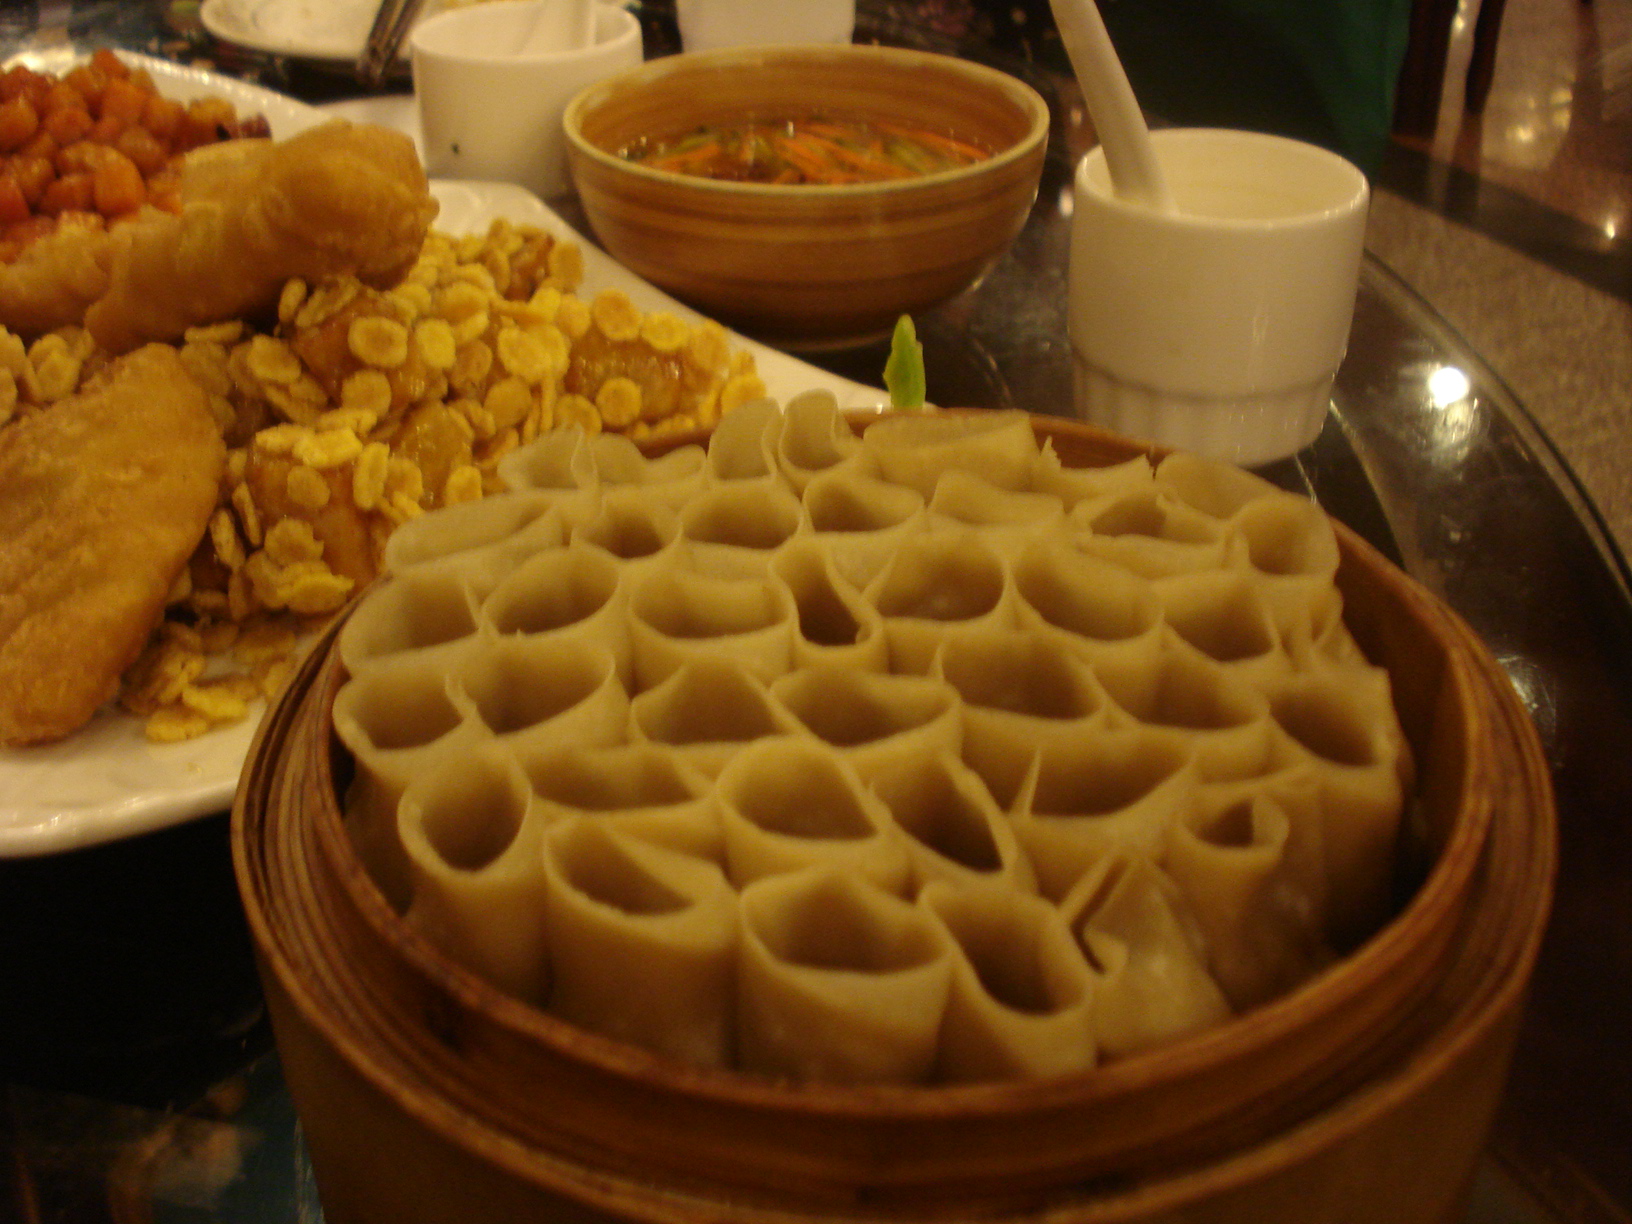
[197,0,619,68]
[0,53,883,857]
[199,0,400,64]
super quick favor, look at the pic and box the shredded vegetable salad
[618,115,991,185]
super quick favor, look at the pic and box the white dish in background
[200,0,409,63]
[198,0,536,66]
[0,55,884,858]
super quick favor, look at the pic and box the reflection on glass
[1427,365,1471,408]
[1416,363,1477,462]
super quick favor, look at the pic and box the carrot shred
[872,120,990,164]
[622,114,991,185]
[797,131,913,180]
[770,133,836,182]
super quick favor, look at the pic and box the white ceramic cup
[1068,128,1370,467]
[411,1,643,200]
[675,0,855,52]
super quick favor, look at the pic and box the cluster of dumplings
[331,398,1413,1086]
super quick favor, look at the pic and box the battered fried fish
[0,344,225,745]
[0,120,438,351]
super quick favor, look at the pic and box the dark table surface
[3,3,1629,1222]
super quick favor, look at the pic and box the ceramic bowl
[562,44,1050,350]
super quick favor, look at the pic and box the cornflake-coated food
[0,344,224,744]
[0,119,438,351]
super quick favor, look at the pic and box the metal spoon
[357,0,429,88]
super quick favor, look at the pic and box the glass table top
[3,4,1629,1222]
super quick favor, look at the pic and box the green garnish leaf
[883,314,926,410]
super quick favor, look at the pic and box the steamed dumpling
[332,400,1414,1085]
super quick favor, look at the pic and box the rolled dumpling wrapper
[495,423,600,497]
[860,409,1039,497]
[714,736,911,893]
[628,657,804,778]
[1152,450,1279,520]
[398,745,552,1003]
[588,432,708,511]
[332,654,489,910]
[768,537,889,673]
[381,489,565,577]
[866,529,1017,674]
[1094,634,1277,783]
[858,746,1035,894]
[927,468,1065,537]
[571,488,682,580]
[678,479,804,578]
[706,397,782,485]
[1152,569,1293,691]
[450,637,628,760]
[801,464,928,591]
[627,563,797,689]
[1070,486,1234,579]
[1062,855,1232,1059]
[479,539,631,685]
[1009,536,1168,678]
[1030,442,1154,509]
[737,868,953,1084]
[1282,584,1370,671]
[1266,666,1412,945]
[542,819,739,1068]
[1228,492,1345,642]
[337,556,490,678]
[1159,695,1309,802]
[920,881,1097,1081]
[1010,730,1197,901]
[1162,785,1334,1010]
[934,627,1115,809]
[769,666,963,777]
[517,742,722,861]
[1190,750,1332,933]
[775,388,863,493]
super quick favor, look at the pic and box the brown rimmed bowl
[233,413,1554,1224]
[562,45,1050,350]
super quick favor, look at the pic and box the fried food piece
[0,120,438,352]
[0,344,225,744]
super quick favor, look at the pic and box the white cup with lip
[1067,128,1370,467]
[675,0,855,52]
[411,1,643,200]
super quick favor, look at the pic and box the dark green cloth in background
[1094,0,1413,172]
[889,0,1416,173]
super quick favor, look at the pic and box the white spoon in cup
[1048,0,1173,212]
[518,0,597,53]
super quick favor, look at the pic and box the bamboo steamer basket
[233,414,1555,1224]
